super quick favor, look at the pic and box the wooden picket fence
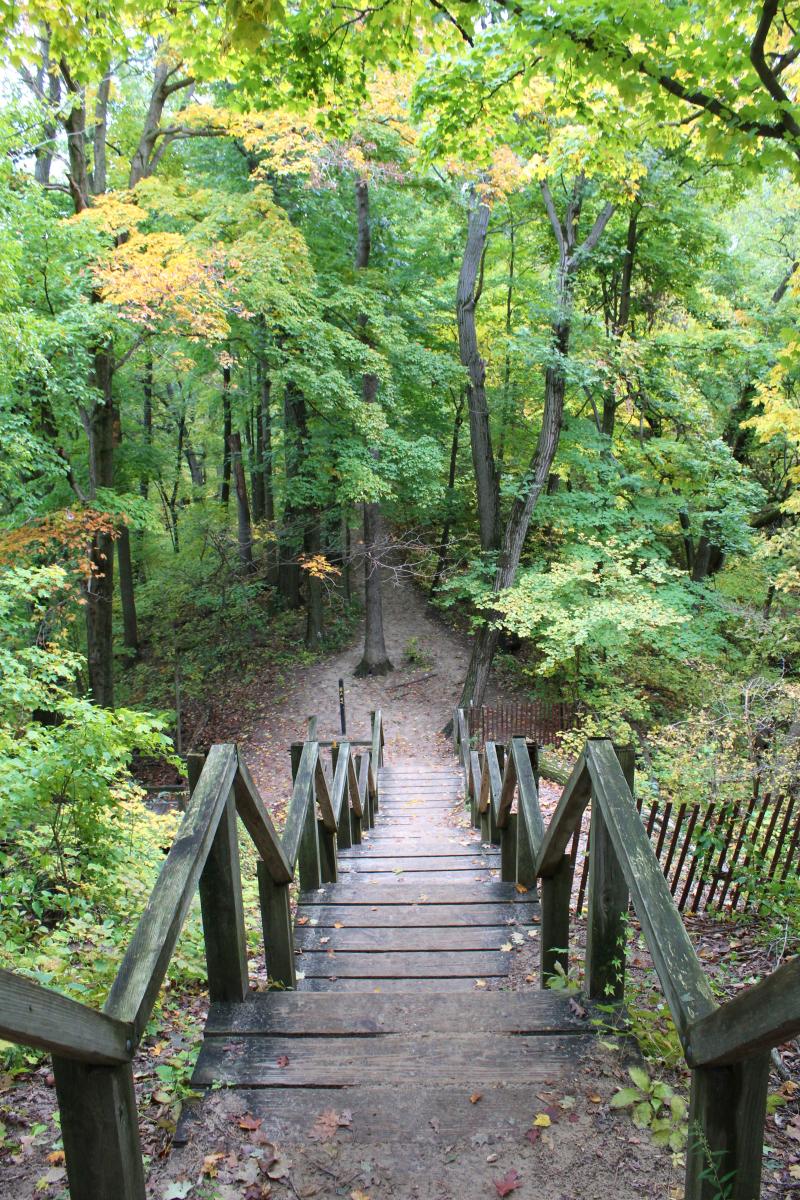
[569,784,800,915]
[468,701,577,750]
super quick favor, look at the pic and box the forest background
[0,0,798,1169]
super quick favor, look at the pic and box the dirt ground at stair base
[155,1037,682,1200]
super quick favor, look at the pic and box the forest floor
[1,579,798,1199]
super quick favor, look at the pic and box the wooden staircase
[191,758,593,1120]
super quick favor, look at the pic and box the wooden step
[295,901,538,927]
[193,1030,591,1088]
[295,924,527,951]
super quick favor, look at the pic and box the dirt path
[244,577,499,814]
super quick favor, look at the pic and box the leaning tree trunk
[457,197,500,552]
[229,432,255,573]
[455,180,615,715]
[354,176,392,677]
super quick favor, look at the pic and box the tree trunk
[341,513,352,604]
[277,380,304,607]
[354,176,393,677]
[602,209,638,437]
[220,364,232,505]
[431,391,465,595]
[117,527,139,658]
[457,198,500,551]
[85,346,117,707]
[185,442,205,487]
[229,432,254,572]
[455,180,615,714]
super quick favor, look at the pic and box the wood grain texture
[688,956,800,1067]
[0,968,131,1065]
[233,754,292,883]
[104,743,237,1039]
[193,1032,594,1088]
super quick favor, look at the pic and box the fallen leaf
[789,1165,800,1180]
[532,1113,551,1127]
[297,916,309,925]
[474,979,487,989]
[47,1151,65,1165]
[310,1109,352,1140]
[469,1092,482,1104]
[202,1152,225,1177]
[239,1115,262,1131]
[276,1055,290,1068]
[494,1168,522,1196]
[588,1093,602,1104]
[500,942,513,953]
[515,884,528,894]
[161,1184,193,1200]
[350,1191,370,1200]
[266,1152,291,1180]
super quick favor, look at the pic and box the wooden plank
[540,855,573,984]
[257,864,295,990]
[330,742,350,830]
[0,968,131,1065]
[317,817,338,884]
[232,755,292,883]
[192,1032,593,1088]
[585,740,716,1043]
[299,950,511,977]
[338,855,499,872]
[296,975,507,992]
[282,741,317,870]
[687,957,800,1067]
[104,743,237,1040]
[535,751,590,877]
[295,901,540,927]
[584,744,633,1004]
[496,747,517,828]
[685,1055,771,1200]
[205,989,583,1037]
[300,881,537,904]
[298,791,322,891]
[314,755,338,833]
[295,925,515,952]
[335,869,500,886]
[53,1058,145,1200]
[198,793,249,1004]
[512,738,545,854]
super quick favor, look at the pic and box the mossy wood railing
[0,711,385,1200]
[454,709,800,1200]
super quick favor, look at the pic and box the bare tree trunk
[455,179,615,715]
[354,176,392,677]
[229,432,255,572]
[602,209,638,437]
[457,198,500,551]
[431,391,465,596]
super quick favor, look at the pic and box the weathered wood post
[501,813,518,882]
[585,742,634,1003]
[539,854,572,984]
[257,862,296,990]
[189,752,249,1004]
[290,740,322,890]
[332,744,353,850]
[52,1055,146,1200]
[684,1055,771,1200]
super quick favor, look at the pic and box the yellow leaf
[533,1114,551,1127]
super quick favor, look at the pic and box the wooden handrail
[330,740,350,825]
[232,752,292,883]
[687,956,800,1067]
[452,707,797,1200]
[534,750,590,877]
[0,969,133,1066]
[282,740,319,869]
[104,743,238,1040]
[314,755,338,833]
[584,739,717,1042]
[348,752,363,819]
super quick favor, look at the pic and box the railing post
[540,854,572,984]
[501,813,518,882]
[257,863,296,990]
[584,743,634,1004]
[318,816,338,883]
[298,786,322,891]
[189,753,248,1004]
[685,1054,770,1200]
[52,1056,145,1200]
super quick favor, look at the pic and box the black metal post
[338,678,346,735]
